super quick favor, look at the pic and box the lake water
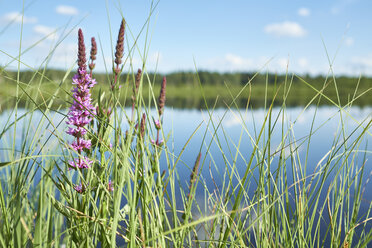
[0,106,371,245]
[1,106,371,201]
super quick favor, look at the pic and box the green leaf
[0,162,11,167]
[46,193,71,218]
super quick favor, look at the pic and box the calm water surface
[0,106,371,245]
[1,106,371,194]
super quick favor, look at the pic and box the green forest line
[1,69,371,110]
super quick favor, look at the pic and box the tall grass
[0,3,371,248]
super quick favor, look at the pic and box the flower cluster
[150,138,163,146]
[108,180,114,192]
[66,29,96,170]
[74,183,86,194]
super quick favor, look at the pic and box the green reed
[0,2,371,247]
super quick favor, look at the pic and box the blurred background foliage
[1,69,371,110]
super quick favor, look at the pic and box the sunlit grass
[0,2,371,248]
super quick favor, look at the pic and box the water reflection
[1,106,371,185]
[0,106,371,245]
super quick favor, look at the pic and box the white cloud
[56,5,79,16]
[52,43,77,65]
[202,53,256,71]
[40,42,77,68]
[146,51,162,70]
[149,51,162,64]
[128,52,162,71]
[277,57,289,70]
[351,55,372,70]
[298,8,310,17]
[331,0,357,14]
[225,53,254,68]
[1,12,37,24]
[264,21,307,38]
[345,37,354,46]
[33,25,58,40]
[319,54,372,76]
[202,54,300,73]
[298,58,309,68]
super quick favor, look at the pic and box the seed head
[188,152,201,200]
[114,19,125,73]
[158,76,167,116]
[77,29,87,71]
[89,37,97,71]
[135,69,141,94]
[132,68,142,103]
[140,113,146,139]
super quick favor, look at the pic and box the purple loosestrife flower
[154,119,161,130]
[70,139,92,152]
[66,126,87,137]
[150,138,163,146]
[108,180,114,192]
[69,158,93,169]
[66,29,97,169]
[74,183,86,193]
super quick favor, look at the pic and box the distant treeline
[2,68,372,86]
[1,69,371,109]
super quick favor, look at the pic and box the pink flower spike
[154,119,161,130]
[74,183,86,193]
[66,32,97,170]
[108,180,114,192]
[68,157,93,169]
[70,139,91,152]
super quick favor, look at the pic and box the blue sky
[1,0,372,76]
